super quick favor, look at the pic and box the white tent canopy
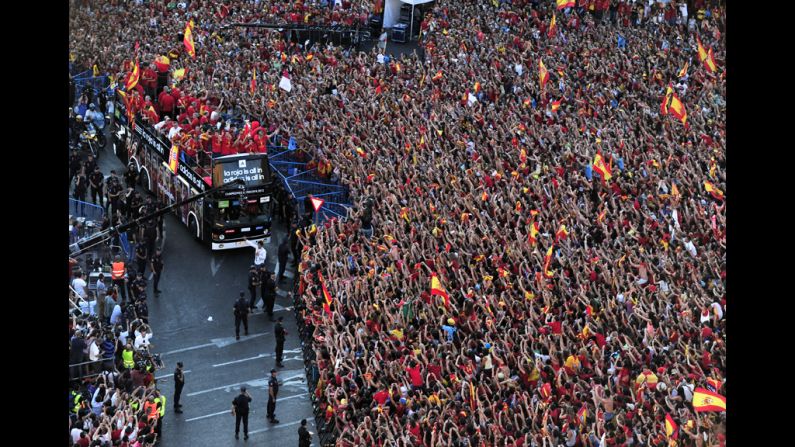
[383,0,433,31]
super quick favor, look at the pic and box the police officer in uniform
[247,265,261,311]
[89,165,105,206]
[277,238,290,283]
[274,316,287,368]
[149,248,164,296]
[130,271,147,302]
[69,149,82,186]
[135,242,149,275]
[232,386,252,440]
[261,269,277,320]
[106,170,123,215]
[233,292,249,340]
[267,369,280,423]
[173,361,185,413]
[298,419,312,447]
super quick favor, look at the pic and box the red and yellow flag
[557,0,575,9]
[543,245,555,278]
[697,36,708,63]
[469,382,476,410]
[668,93,687,125]
[692,388,726,413]
[126,60,140,91]
[660,83,673,115]
[678,61,689,78]
[250,70,257,95]
[473,81,481,93]
[548,13,557,38]
[538,59,549,91]
[528,221,540,245]
[592,152,613,184]
[551,99,561,112]
[523,97,532,108]
[671,182,680,198]
[318,272,334,315]
[430,272,450,308]
[665,413,678,440]
[183,20,196,58]
[577,406,588,427]
[555,224,569,242]
[705,48,718,73]
[168,145,180,173]
[704,181,724,201]
[432,70,443,82]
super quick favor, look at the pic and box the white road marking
[210,255,225,276]
[185,395,310,423]
[187,371,306,397]
[161,343,215,356]
[155,369,192,380]
[159,332,269,356]
[212,349,302,368]
[248,417,314,435]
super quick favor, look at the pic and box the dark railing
[292,279,337,446]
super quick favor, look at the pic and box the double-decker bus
[112,102,274,250]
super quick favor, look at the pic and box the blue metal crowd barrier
[69,198,105,224]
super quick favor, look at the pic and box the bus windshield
[211,198,271,226]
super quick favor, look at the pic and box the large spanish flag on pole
[430,272,450,308]
[183,20,196,58]
[539,59,549,91]
[126,60,140,91]
[318,272,334,315]
[692,388,726,413]
[665,413,679,440]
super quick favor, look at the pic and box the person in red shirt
[158,86,176,118]
[221,131,235,156]
[141,63,157,100]
[406,360,425,391]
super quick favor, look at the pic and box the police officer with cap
[267,369,280,423]
[174,361,185,413]
[248,265,261,311]
[274,316,287,368]
[232,386,252,440]
[233,292,250,340]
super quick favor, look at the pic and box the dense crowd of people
[69,269,164,447]
[71,0,726,445]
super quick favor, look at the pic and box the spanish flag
[668,94,687,125]
[678,61,689,78]
[551,99,561,112]
[577,406,588,427]
[539,382,552,400]
[671,182,680,198]
[183,20,195,58]
[498,267,509,278]
[705,48,718,73]
[523,97,532,108]
[548,13,557,38]
[538,59,549,91]
[318,272,334,316]
[473,81,481,93]
[469,382,477,410]
[697,36,708,63]
[555,224,569,242]
[660,83,673,115]
[430,272,450,308]
[704,181,724,201]
[692,388,726,413]
[432,70,443,82]
[250,70,257,95]
[168,145,180,173]
[154,55,170,73]
[592,152,613,184]
[597,209,607,223]
[543,245,555,278]
[172,68,186,81]
[556,0,575,9]
[665,413,678,440]
[126,60,140,91]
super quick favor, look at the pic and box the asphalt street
[90,138,318,446]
